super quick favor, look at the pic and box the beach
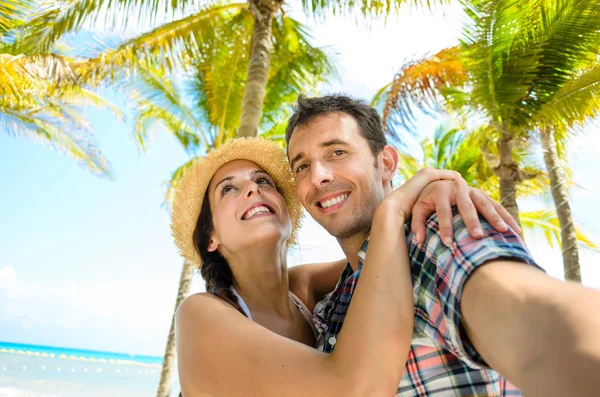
[0,342,180,397]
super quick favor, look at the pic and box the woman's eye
[221,185,235,195]
[256,177,273,185]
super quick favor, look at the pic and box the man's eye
[333,149,346,156]
[296,164,308,173]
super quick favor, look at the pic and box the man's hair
[285,94,388,156]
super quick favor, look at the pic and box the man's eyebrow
[289,152,305,171]
[290,139,350,171]
[321,139,349,148]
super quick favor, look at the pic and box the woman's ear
[381,145,399,185]
[207,236,220,252]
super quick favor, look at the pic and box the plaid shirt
[314,209,540,396]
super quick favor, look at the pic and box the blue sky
[1,4,599,357]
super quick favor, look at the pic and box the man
[286,94,600,396]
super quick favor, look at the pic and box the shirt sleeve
[406,207,542,368]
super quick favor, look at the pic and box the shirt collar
[357,237,370,268]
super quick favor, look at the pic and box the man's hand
[410,178,521,246]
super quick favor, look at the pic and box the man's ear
[207,235,220,253]
[381,145,399,185]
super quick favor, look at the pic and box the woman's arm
[177,223,412,397]
[288,259,346,311]
[176,168,458,397]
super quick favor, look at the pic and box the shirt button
[328,336,337,346]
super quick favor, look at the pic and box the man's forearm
[461,260,600,397]
[528,281,600,397]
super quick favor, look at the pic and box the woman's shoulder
[177,292,241,326]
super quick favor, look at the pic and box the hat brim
[171,137,303,268]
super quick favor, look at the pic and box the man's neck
[338,231,370,272]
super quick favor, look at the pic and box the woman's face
[206,160,292,256]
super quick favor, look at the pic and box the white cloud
[0,266,181,355]
[0,266,18,296]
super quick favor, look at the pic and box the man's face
[287,112,386,239]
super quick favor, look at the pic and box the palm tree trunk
[156,261,196,397]
[237,6,274,137]
[541,130,581,282]
[497,136,522,228]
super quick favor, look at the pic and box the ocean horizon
[0,342,181,397]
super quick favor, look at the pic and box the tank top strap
[229,286,253,320]
[288,291,319,338]
[230,286,317,338]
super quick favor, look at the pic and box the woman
[171,137,458,396]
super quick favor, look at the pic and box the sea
[0,342,181,397]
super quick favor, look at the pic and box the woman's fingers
[454,179,484,240]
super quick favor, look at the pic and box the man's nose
[310,162,333,187]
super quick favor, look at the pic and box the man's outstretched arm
[408,207,600,397]
[461,259,600,397]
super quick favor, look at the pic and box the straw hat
[171,137,303,268]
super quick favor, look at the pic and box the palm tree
[117,11,332,395]
[20,0,453,140]
[42,0,322,138]
[534,59,600,281]
[375,0,600,280]
[156,260,195,397]
[396,125,598,253]
[235,0,433,137]
[0,0,118,176]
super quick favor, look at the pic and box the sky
[1,3,599,357]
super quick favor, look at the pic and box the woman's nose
[246,181,261,198]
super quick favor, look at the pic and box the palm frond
[1,104,111,176]
[163,156,196,208]
[0,0,31,36]
[134,102,202,153]
[533,62,600,129]
[260,111,293,149]
[396,151,422,180]
[261,16,335,128]
[371,82,392,111]
[394,123,559,201]
[63,86,124,121]
[128,67,207,153]
[73,3,245,86]
[20,53,78,86]
[0,53,39,100]
[520,0,600,122]
[0,52,82,107]
[521,209,599,252]
[462,0,600,129]
[190,10,252,147]
[189,12,333,140]
[14,0,205,54]
[301,0,448,19]
[379,46,466,132]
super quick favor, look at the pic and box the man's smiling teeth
[243,206,272,220]
[320,193,348,208]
